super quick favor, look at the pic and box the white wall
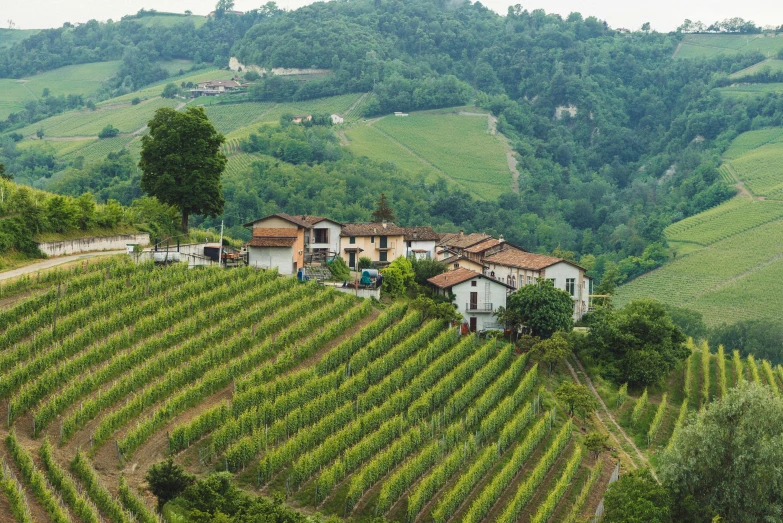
[308,221,342,255]
[248,246,294,275]
[38,233,150,257]
[446,277,507,332]
[542,261,589,320]
[406,240,437,260]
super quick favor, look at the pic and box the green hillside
[0,28,39,49]
[617,127,783,326]
[675,33,783,59]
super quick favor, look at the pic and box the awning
[343,247,364,252]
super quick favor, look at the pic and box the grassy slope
[617,127,783,326]
[346,109,513,199]
[675,33,783,60]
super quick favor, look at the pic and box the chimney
[499,234,505,243]
[382,222,387,229]
[459,230,464,237]
[373,227,377,234]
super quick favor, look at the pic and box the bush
[131,97,141,105]
[98,124,119,139]
[358,256,372,269]
[162,83,180,99]
[145,458,194,510]
[327,256,351,280]
[244,71,260,81]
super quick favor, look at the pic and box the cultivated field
[130,14,208,28]
[0,259,613,522]
[716,82,783,98]
[675,33,783,59]
[347,110,513,199]
[729,58,783,78]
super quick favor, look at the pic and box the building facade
[243,213,309,275]
[339,222,407,270]
[427,268,512,333]
[404,226,440,260]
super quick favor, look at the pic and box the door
[469,317,477,332]
[380,235,388,249]
[470,292,478,310]
[348,252,356,269]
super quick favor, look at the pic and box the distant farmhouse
[190,80,242,97]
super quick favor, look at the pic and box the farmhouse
[427,268,513,333]
[403,226,440,260]
[291,115,312,124]
[435,231,492,260]
[302,216,343,263]
[483,246,591,320]
[340,222,407,270]
[441,254,487,273]
[243,213,309,275]
[190,80,241,97]
[330,114,344,124]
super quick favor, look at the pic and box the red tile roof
[341,222,407,236]
[243,213,311,229]
[437,232,491,249]
[484,249,568,270]
[464,238,502,254]
[247,237,296,248]
[403,226,440,241]
[427,268,482,288]
[250,228,298,238]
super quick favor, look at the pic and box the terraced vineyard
[619,127,783,325]
[0,259,611,522]
[674,33,783,60]
[18,98,179,138]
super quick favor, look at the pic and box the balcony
[466,302,493,313]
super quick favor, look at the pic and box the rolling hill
[616,127,783,326]
[674,33,783,59]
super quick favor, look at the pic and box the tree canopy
[139,107,227,231]
[582,300,688,386]
[603,468,672,523]
[506,278,574,338]
[660,383,783,523]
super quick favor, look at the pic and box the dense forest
[2,1,783,283]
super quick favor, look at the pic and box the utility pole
[218,219,224,267]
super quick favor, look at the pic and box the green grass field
[130,13,207,28]
[729,58,783,78]
[17,97,178,138]
[345,124,439,182]
[0,61,121,119]
[676,33,783,59]
[103,67,234,105]
[0,28,40,49]
[360,111,512,199]
[716,83,783,98]
[203,102,275,134]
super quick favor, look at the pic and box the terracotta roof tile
[426,268,482,288]
[437,232,491,249]
[243,213,311,229]
[251,228,298,238]
[464,238,502,254]
[483,249,563,270]
[341,222,407,236]
[441,254,487,267]
[248,237,296,247]
[403,226,440,241]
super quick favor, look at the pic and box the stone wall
[37,233,150,257]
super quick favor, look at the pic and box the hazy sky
[3,0,783,32]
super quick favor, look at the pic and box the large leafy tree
[506,278,574,338]
[584,300,687,386]
[139,107,227,232]
[603,468,671,523]
[660,383,783,523]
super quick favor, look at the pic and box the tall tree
[661,384,783,523]
[0,163,11,181]
[371,192,395,223]
[603,468,672,523]
[506,278,574,338]
[139,107,227,232]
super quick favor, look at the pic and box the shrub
[98,125,119,139]
[131,97,142,105]
[358,256,372,269]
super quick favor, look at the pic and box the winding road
[0,250,125,282]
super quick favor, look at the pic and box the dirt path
[0,251,125,282]
[458,111,520,193]
[723,163,765,201]
[568,356,659,483]
[672,40,683,58]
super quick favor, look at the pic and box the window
[548,278,556,286]
[527,275,532,285]
[566,278,576,296]
[471,281,477,287]
[370,236,375,244]
[379,251,388,262]
[314,228,328,244]
[511,276,516,288]
[349,236,356,244]
[490,271,495,278]
[454,263,459,269]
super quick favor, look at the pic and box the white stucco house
[427,268,513,333]
[243,213,309,275]
[483,247,591,321]
[302,216,343,263]
[404,227,440,260]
